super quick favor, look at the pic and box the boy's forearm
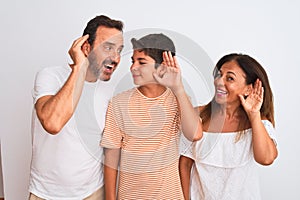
[104,148,121,199]
[104,165,118,200]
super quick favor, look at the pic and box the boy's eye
[105,46,112,51]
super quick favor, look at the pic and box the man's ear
[82,41,91,56]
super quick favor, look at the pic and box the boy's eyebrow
[131,57,147,61]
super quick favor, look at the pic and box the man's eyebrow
[103,41,116,46]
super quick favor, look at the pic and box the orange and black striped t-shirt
[101,87,184,199]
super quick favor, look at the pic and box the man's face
[87,26,124,81]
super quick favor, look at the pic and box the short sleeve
[262,120,278,146]
[179,134,195,160]
[32,68,61,104]
[101,101,123,149]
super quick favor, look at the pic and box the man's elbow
[40,119,64,135]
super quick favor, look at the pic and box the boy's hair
[83,15,124,46]
[131,33,176,68]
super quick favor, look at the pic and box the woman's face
[214,61,251,106]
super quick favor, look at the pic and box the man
[29,15,124,200]
[101,33,202,199]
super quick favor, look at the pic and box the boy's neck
[137,84,167,98]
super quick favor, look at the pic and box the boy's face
[130,50,159,86]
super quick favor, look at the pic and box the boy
[101,33,202,199]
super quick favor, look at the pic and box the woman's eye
[227,76,234,81]
[214,72,221,78]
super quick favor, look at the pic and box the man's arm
[104,148,120,200]
[35,35,89,134]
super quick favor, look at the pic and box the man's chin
[99,75,112,81]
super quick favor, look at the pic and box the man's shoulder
[35,66,71,81]
[38,65,70,74]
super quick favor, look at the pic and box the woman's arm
[239,79,278,165]
[179,155,194,200]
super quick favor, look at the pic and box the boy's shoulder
[111,87,136,101]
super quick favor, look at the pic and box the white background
[1,0,299,199]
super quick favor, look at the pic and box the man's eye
[117,48,123,54]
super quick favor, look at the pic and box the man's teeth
[105,65,113,70]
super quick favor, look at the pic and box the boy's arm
[104,148,121,200]
[153,51,203,141]
[179,155,194,200]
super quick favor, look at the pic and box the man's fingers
[73,34,89,47]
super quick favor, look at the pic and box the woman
[179,53,278,200]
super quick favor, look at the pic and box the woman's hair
[201,53,275,133]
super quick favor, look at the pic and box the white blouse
[180,120,277,200]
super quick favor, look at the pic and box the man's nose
[109,50,120,61]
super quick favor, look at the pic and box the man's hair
[131,33,176,68]
[83,15,123,46]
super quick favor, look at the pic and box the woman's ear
[244,84,253,96]
[82,41,91,56]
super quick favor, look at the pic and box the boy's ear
[156,64,167,78]
[82,41,91,56]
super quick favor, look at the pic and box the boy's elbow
[192,133,203,142]
[190,130,203,142]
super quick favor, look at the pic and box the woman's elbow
[255,152,278,166]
